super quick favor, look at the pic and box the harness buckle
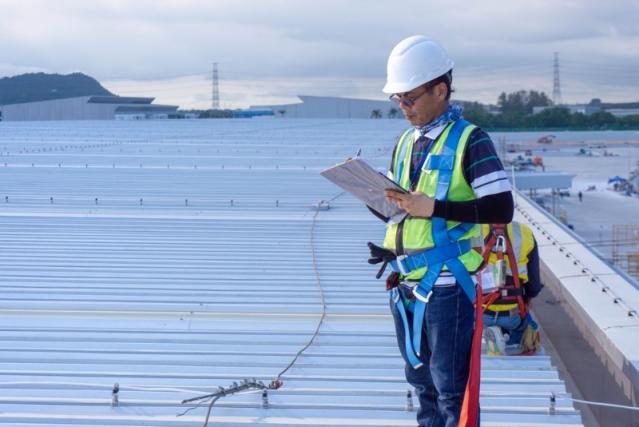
[396,254,410,275]
[422,153,433,174]
[413,288,433,303]
[495,235,506,253]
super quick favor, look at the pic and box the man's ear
[435,82,447,100]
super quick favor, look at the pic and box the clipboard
[320,157,408,223]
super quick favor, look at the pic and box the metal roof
[0,119,583,426]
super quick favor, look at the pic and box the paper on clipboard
[320,157,408,223]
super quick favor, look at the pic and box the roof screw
[230,199,234,207]
[95,198,99,205]
[261,389,269,409]
[111,383,119,407]
[276,200,279,207]
[50,197,54,204]
[139,198,143,206]
[185,199,189,206]
[405,390,414,412]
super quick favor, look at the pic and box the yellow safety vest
[383,122,484,281]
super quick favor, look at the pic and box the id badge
[481,266,497,294]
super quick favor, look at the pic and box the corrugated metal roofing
[0,119,583,426]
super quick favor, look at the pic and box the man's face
[394,83,447,127]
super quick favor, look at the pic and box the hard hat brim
[382,81,423,94]
[382,60,454,94]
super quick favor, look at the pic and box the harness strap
[482,225,528,319]
[499,287,525,297]
[459,283,486,427]
[503,230,527,319]
[390,240,472,275]
[391,288,424,369]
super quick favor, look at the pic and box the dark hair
[426,70,453,100]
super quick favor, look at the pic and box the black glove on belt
[367,242,397,279]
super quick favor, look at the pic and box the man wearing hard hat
[367,36,514,426]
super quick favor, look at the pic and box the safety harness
[386,119,483,426]
[480,225,528,320]
[388,120,476,367]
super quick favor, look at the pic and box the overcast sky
[0,0,637,109]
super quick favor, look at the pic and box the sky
[0,0,637,109]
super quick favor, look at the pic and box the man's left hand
[385,190,435,217]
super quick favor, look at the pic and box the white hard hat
[382,35,454,94]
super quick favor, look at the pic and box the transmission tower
[211,62,220,110]
[552,52,562,105]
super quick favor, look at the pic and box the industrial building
[533,100,639,117]
[253,95,401,119]
[258,95,639,120]
[0,95,179,121]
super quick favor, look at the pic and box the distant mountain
[0,72,114,105]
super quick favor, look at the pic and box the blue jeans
[390,284,476,427]
[483,309,527,345]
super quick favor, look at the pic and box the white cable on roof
[569,397,639,411]
[0,381,210,395]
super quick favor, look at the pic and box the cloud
[0,0,637,108]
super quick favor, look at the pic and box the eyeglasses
[389,84,433,108]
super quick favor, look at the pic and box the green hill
[0,72,114,105]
